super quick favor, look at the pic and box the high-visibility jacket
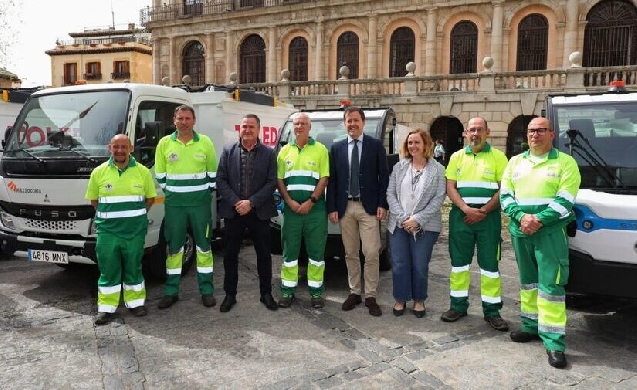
[500,148,581,236]
[85,156,156,238]
[155,131,217,206]
[446,143,508,207]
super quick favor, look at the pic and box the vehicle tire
[270,226,282,255]
[379,244,391,271]
[144,221,196,281]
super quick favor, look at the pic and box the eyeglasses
[527,128,551,135]
[466,127,485,133]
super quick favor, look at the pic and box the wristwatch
[310,195,318,204]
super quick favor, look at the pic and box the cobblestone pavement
[1,228,637,390]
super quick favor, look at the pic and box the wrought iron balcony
[140,0,317,25]
[111,72,131,80]
[83,73,102,80]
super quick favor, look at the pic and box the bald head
[108,134,133,167]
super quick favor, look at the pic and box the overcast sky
[5,0,151,86]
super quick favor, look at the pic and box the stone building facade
[46,24,153,87]
[141,0,637,158]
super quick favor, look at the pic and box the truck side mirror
[143,121,162,147]
[3,125,11,148]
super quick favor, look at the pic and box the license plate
[27,249,69,264]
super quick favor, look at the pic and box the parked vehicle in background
[545,80,637,299]
[0,83,295,278]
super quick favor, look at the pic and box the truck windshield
[3,90,130,158]
[553,100,637,193]
[280,118,381,150]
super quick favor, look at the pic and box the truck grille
[23,219,78,231]
[23,219,77,232]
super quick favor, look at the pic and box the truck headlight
[0,211,16,230]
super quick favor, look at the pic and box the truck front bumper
[0,230,97,264]
[567,249,637,299]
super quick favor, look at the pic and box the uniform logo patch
[307,161,317,167]
[105,183,113,191]
[169,152,179,162]
[286,160,293,167]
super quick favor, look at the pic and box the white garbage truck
[0,83,295,278]
[545,80,637,299]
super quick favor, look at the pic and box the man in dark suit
[216,114,278,312]
[326,106,389,316]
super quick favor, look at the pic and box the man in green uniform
[501,117,581,369]
[86,134,156,325]
[441,117,510,331]
[155,105,217,309]
[276,112,329,309]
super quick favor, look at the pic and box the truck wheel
[270,226,282,255]
[379,245,391,271]
[145,222,196,281]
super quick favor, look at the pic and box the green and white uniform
[446,143,508,318]
[277,138,329,298]
[86,156,156,314]
[500,148,581,352]
[155,131,217,297]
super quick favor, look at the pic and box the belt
[348,196,361,201]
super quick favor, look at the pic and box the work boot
[278,295,294,308]
[94,312,115,326]
[510,330,541,343]
[440,309,467,322]
[484,315,509,331]
[547,350,567,369]
[310,296,325,309]
[129,306,147,317]
[201,294,216,307]
[157,295,179,310]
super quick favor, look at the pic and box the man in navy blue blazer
[216,114,279,313]
[326,106,389,316]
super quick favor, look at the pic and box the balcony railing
[140,0,317,25]
[221,65,637,102]
[84,73,102,80]
[112,72,131,80]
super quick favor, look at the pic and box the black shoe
[202,294,217,308]
[310,296,325,309]
[220,295,236,313]
[129,306,147,317]
[260,294,278,311]
[510,330,541,343]
[393,302,405,317]
[440,309,467,322]
[484,315,509,331]
[94,312,115,325]
[547,350,567,369]
[158,295,179,310]
[365,297,382,317]
[342,294,362,311]
[278,295,294,308]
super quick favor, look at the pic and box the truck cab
[0,83,295,279]
[545,83,637,298]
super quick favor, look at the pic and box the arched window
[336,31,359,79]
[583,0,637,68]
[239,34,266,84]
[389,27,415,77]
[288,37,308,81]
[182,41,205,86]
[516,14,548,71]
[450,21,478,74]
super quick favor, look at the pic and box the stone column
[226,30,234,82]
[367,14,378,79]
[268,27,277,82]
[153,38,162,84]
[315,19,323,80]
[563,0,579,68]
[490,0,504,72]
[425,7,437,76]
[169,37,178,84]
[206,33,215,84]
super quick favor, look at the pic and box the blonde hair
[400,129,434,160]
